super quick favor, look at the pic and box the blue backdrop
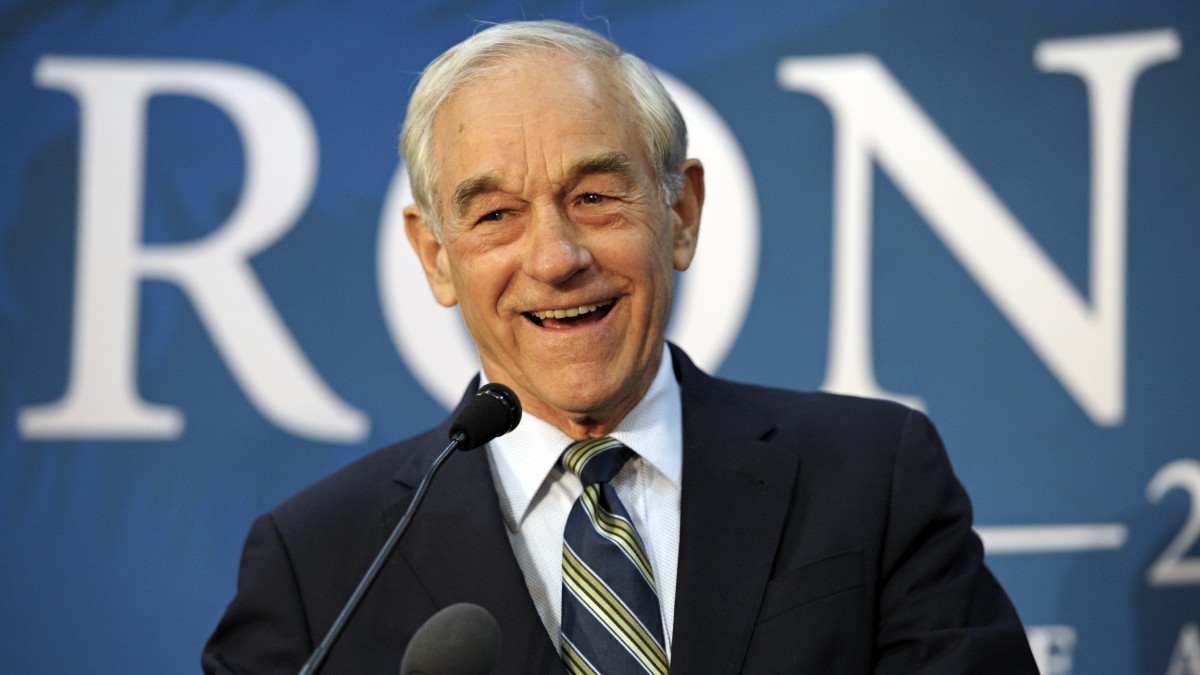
[2,1,1198,673]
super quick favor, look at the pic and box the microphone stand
[297,431,467,675]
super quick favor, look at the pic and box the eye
[579,193,606,205]
[477,210,506,223]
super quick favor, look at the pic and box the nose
[522,205,593,284]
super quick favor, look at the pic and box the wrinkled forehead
[433,50,631,135]
[428,52,650,195]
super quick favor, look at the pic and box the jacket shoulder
[695,371,930,460]
[266,423,445,536]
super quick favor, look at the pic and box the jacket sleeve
[202,513,313,675]
[873,409,1039,674]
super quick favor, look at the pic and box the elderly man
[204,20,1038,674]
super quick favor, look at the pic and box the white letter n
[21,57,367,441]
[777,29,1180,425]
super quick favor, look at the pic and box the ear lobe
[670,159,705,271]
[404,205,459,307]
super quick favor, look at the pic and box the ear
[404,205,458,307]
[670,158,705,271]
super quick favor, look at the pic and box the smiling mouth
[525,301,614,328]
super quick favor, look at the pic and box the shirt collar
[485,344,683,532]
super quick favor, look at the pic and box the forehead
[428,53,647,195]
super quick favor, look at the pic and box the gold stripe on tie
[563,544,669,675]
[579,486,657,589]
[563,437,625,475]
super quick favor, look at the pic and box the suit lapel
[388,385,564,675]
[668,347,801,674]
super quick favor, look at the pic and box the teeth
[531,302,606,321]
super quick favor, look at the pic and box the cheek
[599,232,677,300]
[450,250,520,322]
[640,223,679,278]
[444,254,486,307]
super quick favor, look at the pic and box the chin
[529,380,614,416]
[514,355,645,419]
[549,389,614,417]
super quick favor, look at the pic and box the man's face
[405,52,703,438]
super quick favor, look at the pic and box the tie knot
[561,437,634,485]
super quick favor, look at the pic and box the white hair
[398,20,687,239]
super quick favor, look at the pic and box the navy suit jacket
[203,346,1038,673]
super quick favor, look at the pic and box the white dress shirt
[484,345,682,656]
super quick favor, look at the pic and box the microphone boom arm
[297,433,465,675]
[296,383,519,675]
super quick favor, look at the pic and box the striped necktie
[560,437,668,675]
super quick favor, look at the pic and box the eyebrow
[569,151,636,184]
[450,151,637,218]
[451,173,504,218]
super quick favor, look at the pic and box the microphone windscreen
[400,603,502,675]
[449,383,522,450]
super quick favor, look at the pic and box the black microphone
[400,603,502,675]
[298,384,521,675]
[450,383,522,450]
